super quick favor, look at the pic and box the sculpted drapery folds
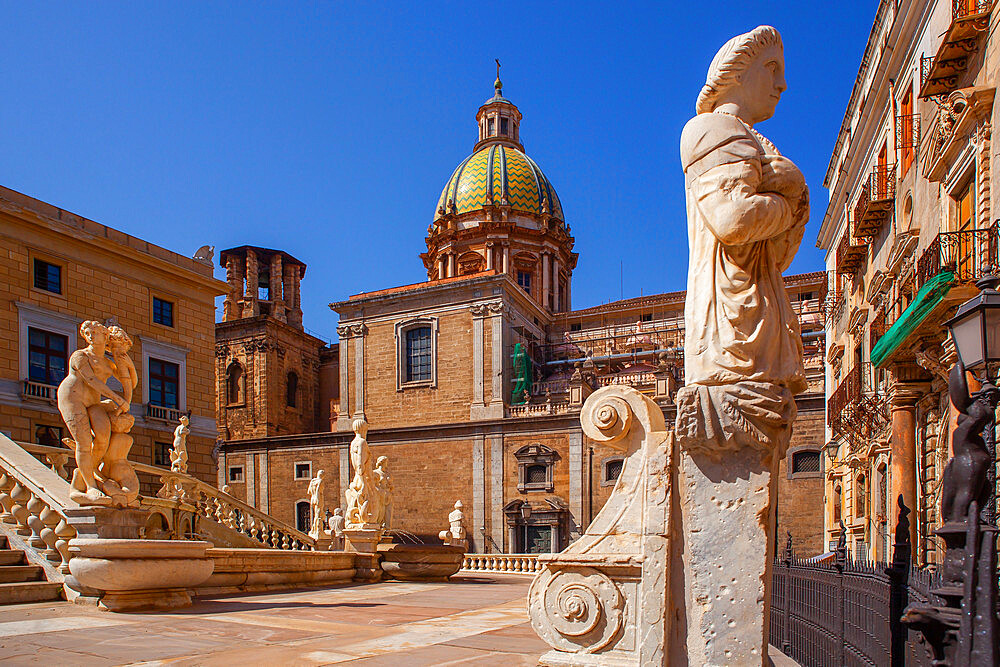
[676,25,808,458]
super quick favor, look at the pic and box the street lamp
[520,503,532,555]
[943,274,1000,380]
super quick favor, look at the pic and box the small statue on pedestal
[328,507,345,550]
[170,415,190,474]
[307,469,327,538]
[439,500,467,548]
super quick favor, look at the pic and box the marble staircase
[0,533,63,604]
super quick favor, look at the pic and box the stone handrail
[17,441,317,551]
[506,402,572,418]
[461,553,542,574]
[597,372,656,387]
[131,461,318,551]
[0,434,79,574]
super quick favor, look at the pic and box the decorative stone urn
[377,543,465,581]
[67,538,214,611]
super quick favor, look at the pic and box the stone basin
[377,543,465,581]
[67,538,214,611]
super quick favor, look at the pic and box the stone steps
[0,535,63,604]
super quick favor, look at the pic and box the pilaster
[269,253,285,322]
[336,325,352,431]
[489,434,505,551]
[351,323,367,421]
[472,435,485,552]
[568,430,583,536]
[887,362,931,561]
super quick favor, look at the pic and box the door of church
[526,525,552,553]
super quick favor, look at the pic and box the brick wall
[777,406,826,557]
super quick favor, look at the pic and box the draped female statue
[676,25,808,457]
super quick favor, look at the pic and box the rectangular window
[154,442,172,467]
[405,327,432,382]
[33,259,62,294]
[294,462,312,480]
[28,327,68,385]
[570,323,582,332]
[153,297,174,327]
[900,86,915,174]
[34,424,63,447]
[228,466,244,483]
[640,314,652,322]
[955,178,976,279]
[148,358,180,409]
[488,117,496,136]
[517,271,532,295]
[500,117,509,135]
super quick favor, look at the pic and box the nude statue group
[57,320,141,507]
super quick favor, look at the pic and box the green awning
[871,270,954,368]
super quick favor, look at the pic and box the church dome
[434,144,564,222]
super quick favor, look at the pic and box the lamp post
[520,502,532,554]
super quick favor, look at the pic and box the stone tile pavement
[0,574,548,666]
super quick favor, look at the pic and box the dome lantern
[475,60,523,152]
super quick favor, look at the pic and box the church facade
[215,78,828,555]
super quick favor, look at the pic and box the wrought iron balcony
[915,223,999,290]
[828,362,887,451]
[919,0,994,98]
[853,165,896,238]
[895,115,920,172]
[836,229,868,275]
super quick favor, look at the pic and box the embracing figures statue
[528,26,806,667]
[57,321,141,508]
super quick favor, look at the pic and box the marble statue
[345,419,381,528]
[373,456,393,528]
[170,415,190,474]
[57,321,138,507]
[438,500,467,547]
[676,24,807,458]
[527,26,806,666]
[328,507,345,550]
[307,469,327,537]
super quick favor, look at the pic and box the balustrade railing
[506,401,572,418]
[531,379,570,397]
[597,372,657,388]
[20,380,57,401]
[461,553,542,574]
[145,404,186,422]
[0,434,78,575]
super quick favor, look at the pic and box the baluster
[270,528,280,548]
[54,519,75,573]
[281,534,291,550]
[25,496,46,549]
[10,483,32,536]
[0,474,15,524]
[38,506,60,563]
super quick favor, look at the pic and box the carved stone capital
[336,324,352,339]
[349,323,368,337]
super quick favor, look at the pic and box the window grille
[405,327,432,382]
[33,259,61,294]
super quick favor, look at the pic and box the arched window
[295,500,310,532]
[226,362,244,405]
[286,371,298,408]
[855,474,867,518]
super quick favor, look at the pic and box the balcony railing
[829,362,887,451]
[915,224,999,290]
[920,0,994,97]
[145,403,186,422]
[20,380,57,401]
[853,164,896,238]
[461,553,542,575]
[836,229,867,275]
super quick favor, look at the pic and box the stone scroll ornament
[528,26,807,666]
[57,321,141,508]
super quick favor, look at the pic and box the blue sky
[0,2,874,339]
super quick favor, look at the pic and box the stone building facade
[817,0,998,563]
[217,80,829,555]
[0,184,228,484]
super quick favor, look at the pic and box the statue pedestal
[673,447,777,666]
[344,526,383,581]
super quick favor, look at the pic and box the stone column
[552,255,561,312]
[447,253,456,278]
[471,305,486,410]
[541,251,551,309]
[437,255,446,280]
[352,324,367,420]
[269,253,285,322]
[502,243,510,274]
[242,249,259,318]
[223,255,243,322]
[289,268,303,327]
[336,325,352,432]
[565,274,572,311]
[485,242,494,271]
[888,364,929,561]
[568,430,583,535]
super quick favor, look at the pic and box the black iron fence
[771,540,944,666]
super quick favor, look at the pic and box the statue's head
[80,320,109,347]
[455,500,463,510]
[375,456,388,470]
[107,325,133,353]
[316,469,324,479]
[352,418,369,438]
[333,507,342,516]
[696,25,785,124]
[179,415,189,426]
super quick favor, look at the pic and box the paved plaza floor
[0,574,548,666]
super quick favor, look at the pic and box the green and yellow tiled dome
[435,145,563,221]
